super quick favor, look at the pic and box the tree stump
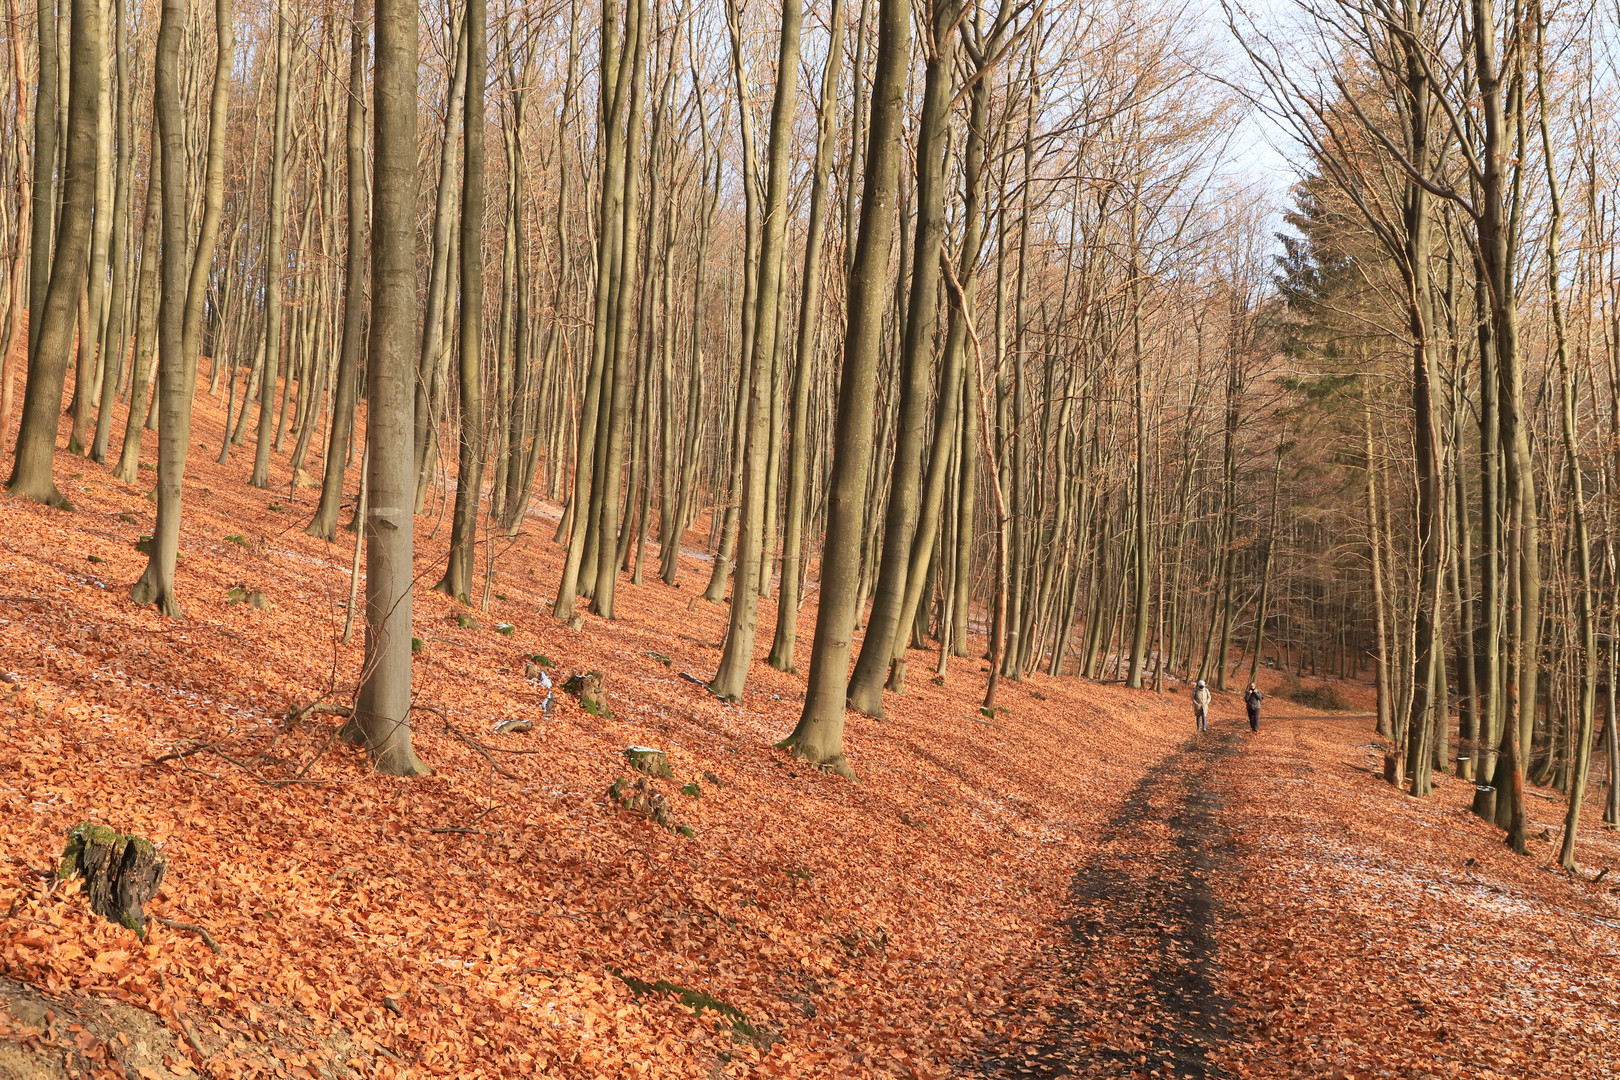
[608,776,673,826]
[563,670,611,717]
[623,745,673,779]
[59,823,168,938]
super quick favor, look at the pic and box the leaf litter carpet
[0,395,1617,1079]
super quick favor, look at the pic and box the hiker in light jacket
[1245,683,1263,733]
[1192,681,1212,732]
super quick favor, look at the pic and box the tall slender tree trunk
[68,7,111,457]
[699,0,762,608]
[6,0,99,506]
[1126,199,1151,688]
[769,0,843,670]
[250,0,292,489]
[1537,19,1595,867]
[25,0,56,370]
[111,126,160,485]
[711,0,802,700]
[663,114,717,585]
[779,0,907,776]
[952,355,979,656]
[411,17,467,510]
[553,0,634,621]
[1400,46,1442,797]
[588,0,646,618]
[1248,423,1286,687]
[434,0,488,604]
[131,0,229,614]
[1366,382,1394,747]
[89,0,131,463]
[1473,0,1532,852]
[845,0,961,713]
[289,54,341,486]
[344,0,427,777]
[0,0,35,453]
[307,0,369,541]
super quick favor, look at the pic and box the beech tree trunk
[344,0,427,777]
[131,0,231,616]
[711,0,802,701]
[306,0,369,542]
[88,0,131,464]
[111,123,160,486]
[250,0,292,489]
[768,0,843,671]
[0,0,35,452]
[435,0,488,604]
[846,0,960,713]
[6,0,99,506]
[780,0,908,777]
[411,17,467,511]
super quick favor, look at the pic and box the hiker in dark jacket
[1244,683,1263,732]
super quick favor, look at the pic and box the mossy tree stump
[59,823,168,937]
[624,745,672,778]
[563,670,611,717]
[608,776,673,826]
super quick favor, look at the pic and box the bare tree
[6,0,100,506]
[343,0,428,777]
[779,0,909,776]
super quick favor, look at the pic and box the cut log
[59,823,168,937]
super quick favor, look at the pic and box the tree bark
[434,0,488,604]
[344,0,428,777]
[1537,16,1595,867]
[711,0,802,700]
[25,0,56,369]
[779,0,908,776]
[111,124,160,486]
[411,17,467,510]
[130,0,231,615]
[6,0,99,506]
[846,0,961,713]
[553,0,635,621]
[250,0,292,489]
[307,0,369,541]
[0,0,35,453]
[89,0,131,464]
[768,0,844,671]
[69,6,111,457]
[588,0,647,618]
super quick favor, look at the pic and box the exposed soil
[972,729,1238,1079]
[0,972,188,1079]
[965,705,1620,1080]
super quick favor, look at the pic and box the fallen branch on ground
[156,916,222,954]
[413,703,523,779]
[286,699,352,724]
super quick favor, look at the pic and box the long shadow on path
[971,729,1241,1079]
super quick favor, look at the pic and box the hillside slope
[2,398,1618,1079]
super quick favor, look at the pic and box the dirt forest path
[970,725,1243,1080]
[965,706,1620,1080]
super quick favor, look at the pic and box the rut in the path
[974,730,1240,1079]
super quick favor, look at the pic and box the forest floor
[0,389,1618,1079]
